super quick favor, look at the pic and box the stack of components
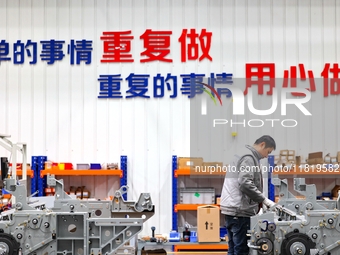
[69,186,90,199]
[274,150,297,167]
[44,187,55,196]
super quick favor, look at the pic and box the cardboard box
[309,152,323,159]
[307,158,324,165]
[197,205,220,242]
[178,157,203,169]
[288,150,295,156]
[307,152,323,165]
[287,155,295,161]
[295,156,301,166]
[280,155,288,161]
[280,150,289,156]
[332,185,340,198]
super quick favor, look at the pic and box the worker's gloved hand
[263,198,276,209]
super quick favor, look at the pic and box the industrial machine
[0,134,155,255]
[0,172,154,255]
[248,177,340,255]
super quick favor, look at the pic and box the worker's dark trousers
[225,215,250,255]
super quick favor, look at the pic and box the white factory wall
[0,0,340,235]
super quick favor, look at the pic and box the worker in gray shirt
[220,135,276,255]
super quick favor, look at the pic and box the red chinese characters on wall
[100,31,134,62]
[140,30,172,62]
[321,63,340,97]
[283,64,315,96]
[100,29,213,63]
[245,63,339,97]
[245,63,276,95]
[178,29,212,62]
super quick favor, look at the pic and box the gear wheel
[256,237,274,255]
[281,232,316,255]
[0,233,20,255]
